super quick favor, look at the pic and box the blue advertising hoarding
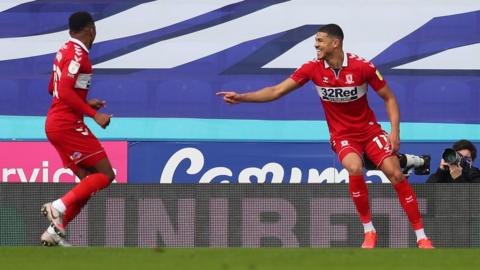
[128,141,450,184]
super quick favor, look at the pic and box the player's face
[86,24,96,49]
[314,32,335,60]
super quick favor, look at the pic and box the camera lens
[442,148,459,164]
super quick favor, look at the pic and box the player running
[217,24,433,249]
[41,11,115,247]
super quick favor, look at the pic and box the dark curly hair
[452,139,477,161]
[69,11,94,33]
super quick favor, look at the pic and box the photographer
[426,139,480,183]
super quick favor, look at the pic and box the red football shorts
[331,128,394,168]
[46,124,107,173]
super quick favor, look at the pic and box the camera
[442,148,461,165]
[363,153,431,175]
[442,148,472,168]
[398,154,431,175]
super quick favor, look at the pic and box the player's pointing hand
[216,91,241,105]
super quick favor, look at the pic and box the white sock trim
[363,222,376,233]
[415,228,427,242]
[52,199,66,214]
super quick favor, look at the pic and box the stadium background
[0,0,479,249]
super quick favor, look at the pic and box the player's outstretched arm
[216,78,300,104]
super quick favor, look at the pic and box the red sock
[349,175,371,224]
[62,197,89,227]
[61,173,111,209]
[394,179,424,230]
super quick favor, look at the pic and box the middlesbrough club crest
[345,74,354,84]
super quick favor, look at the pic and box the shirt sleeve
[57,57,96,118]
[365,62,387,91]
[290,61,314,86]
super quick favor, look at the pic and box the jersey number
[372,134,389,150]
[52,64,60,98]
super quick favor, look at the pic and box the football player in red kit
[217,24,433,249]
[41,11,115,247]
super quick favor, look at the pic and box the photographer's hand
[439,159,449,170]
[449,164,463,180]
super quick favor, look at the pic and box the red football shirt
[290,52,387,138]
[46,38,97,132]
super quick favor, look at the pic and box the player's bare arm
[216,78,300,104]
[376,84,400,151]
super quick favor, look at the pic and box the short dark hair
[318,24,344,40]
[69,11,94,33]
[453,139,477,161]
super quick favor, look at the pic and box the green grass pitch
[1,248,479,270]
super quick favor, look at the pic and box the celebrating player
[41,11,115,247]
[217,24,433,248]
